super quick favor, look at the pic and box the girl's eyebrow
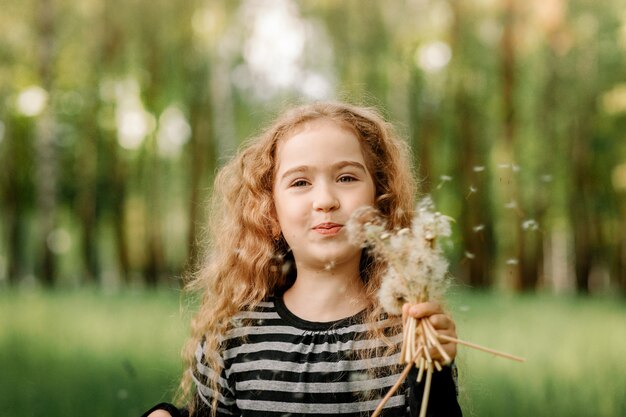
[279,161,367,181]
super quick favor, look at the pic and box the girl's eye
[338,175,357,183]
[291,179,310,187]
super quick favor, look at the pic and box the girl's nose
[312,184,339,212]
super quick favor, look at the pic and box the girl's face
[273,118,376,272]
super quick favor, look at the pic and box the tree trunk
[449,0,495,288]
[408,71,434,194]
[186,85,214,271]
[77,100,100,284]
[99,0,131,285]
[5,149,26,284]
[499,0,525,290]
[35,0,57,286]
[456,89,495,288]
[570,112,594,294]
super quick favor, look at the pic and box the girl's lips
[313,223,343,235]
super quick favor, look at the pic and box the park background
[1,0,625,416]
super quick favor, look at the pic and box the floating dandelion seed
[468,185,478,196]
[117,389,129,400]
[506,258,519,265]
[473,224,485,232]
[281,261,292,275]
[512,164,520,172]
[436,175,453,189]
[540,174,553,183]
[504,200,517,209]
[465,251,475,260]
[473,166,485,172]
[522,219,539,231]
[498,163,511,169]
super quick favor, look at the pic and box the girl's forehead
[276,119,361,157]
[283,117,355,140]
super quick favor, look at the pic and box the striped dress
[185,297,461,417]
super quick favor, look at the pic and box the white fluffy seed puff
[346,197,453,315]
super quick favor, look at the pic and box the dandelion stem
[422,319,451,365]
[416,356,425,383]
[437,334,526,362]
[418,362,434,417]
[371,351,419,417]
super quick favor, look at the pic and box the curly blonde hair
[178,101,417,415]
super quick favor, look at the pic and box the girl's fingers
[402,301,459,361]
[429,341,457,362]
[403,301,443,320]
[428,313,455,332]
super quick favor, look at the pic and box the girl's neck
[283,261,369,322]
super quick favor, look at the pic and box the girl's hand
[402,301,457,363]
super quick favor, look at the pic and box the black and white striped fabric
[189,297,458,417]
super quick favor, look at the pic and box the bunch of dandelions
[347,198,525,417]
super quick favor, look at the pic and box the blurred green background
[1,0,625,415]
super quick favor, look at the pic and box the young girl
[143,102,462,417]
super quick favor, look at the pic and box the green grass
[0,288,190,417]
[448,290,626,417]
[1,288,625,416]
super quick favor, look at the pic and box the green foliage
[0,0,625,291]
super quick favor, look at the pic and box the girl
[143,102,462,417]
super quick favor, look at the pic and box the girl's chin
[302,251,362,270]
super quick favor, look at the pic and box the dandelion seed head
[347,196,453,310]
[378,275,408,315]
[345,206,384,247]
